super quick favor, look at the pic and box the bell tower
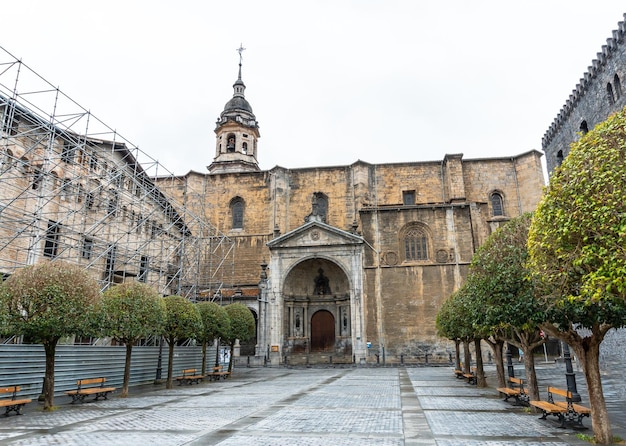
[208,44,260,174]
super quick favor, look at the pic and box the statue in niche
[304,192,328,223]
[313,268,331,295]
[295,312,301,336]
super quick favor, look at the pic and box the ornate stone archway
[260,221,366,365]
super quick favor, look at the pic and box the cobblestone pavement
[0,362,622,445]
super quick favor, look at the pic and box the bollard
[400,354,404,365]
[425,353,429,364]
[375,354,380,364]
[449,352,453,363]
[329,355,332,364]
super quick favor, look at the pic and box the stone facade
[543,13,626,175]
[157,65,546,363]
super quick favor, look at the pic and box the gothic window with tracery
[404,226,429,261]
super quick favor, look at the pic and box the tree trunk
[42,338,59,411]
[166,336,175,389]
[474,338,487,387]
[454,339,461,370]
[487,338,506,388]
[521,345,540,402]
[215,338,221,367]
[570,336,612,444]
[462,340,471,373]
[122,343,133,398]
[201,341,207,376]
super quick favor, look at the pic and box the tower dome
[208,44,260,174]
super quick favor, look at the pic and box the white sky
[2,1,626,176]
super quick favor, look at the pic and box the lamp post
[562,341,581,402]
[155,335,163,383]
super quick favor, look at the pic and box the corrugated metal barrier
[0,344,218,399]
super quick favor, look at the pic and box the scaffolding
[0,46,234,299]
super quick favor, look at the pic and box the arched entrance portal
[311,310,335,352]
[281,258,352,363]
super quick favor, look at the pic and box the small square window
[403,190,415,205]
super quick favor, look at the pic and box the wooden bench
[462,367,477,385]
[453,369,465,379]
[497,377,528,405]
[66,377,116,404]
[207,365,230,381]
[0,386,31,416]
[175,368,204,385]
[529,386,591,429]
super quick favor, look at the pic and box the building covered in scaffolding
[0,47,234,303]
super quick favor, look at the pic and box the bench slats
[66,377,116,403]
[529,386,590,428]
[496,377,528,405]
[176,369,204,385]
[0,386,31,416]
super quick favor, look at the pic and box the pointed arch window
[580,120,588,135]
[230,197,244,229]
[491,192,504,216]
[614,74,622,100]
[404,225,429,261]
[556,150,564,167]
[607,82,615,105]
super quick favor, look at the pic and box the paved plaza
[0,363,624,445]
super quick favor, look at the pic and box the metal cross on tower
[236,43,246,64]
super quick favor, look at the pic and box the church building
[157,54,546,365]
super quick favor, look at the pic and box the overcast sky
[2,1,625,176]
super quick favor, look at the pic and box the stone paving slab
[419,396,507,411]
[0,364,622,445]
[216,434,404,446]
[251,407,403,434]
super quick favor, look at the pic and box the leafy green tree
[161,295,203,389]
[468,213,546,400]
[528,107,626,445]
[196,301,230,375]
[0,262,100,410]
[436,286,486,385]
[100,282,166,397]
[223,303,255,372]
[436,292,463,370]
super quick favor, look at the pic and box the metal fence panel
[0,344,216,399]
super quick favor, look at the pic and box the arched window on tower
[226,134,236,153]
[230,197,244,229]
[556,150,564,167]
[607,82,615,105]
[580,120,589,135]
[242,142,248,154]
[614,74,622,100]
[490,192,504,217]
[403,225,430,261]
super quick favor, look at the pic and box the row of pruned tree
[0,265,255,411]
[436,107,626,445]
